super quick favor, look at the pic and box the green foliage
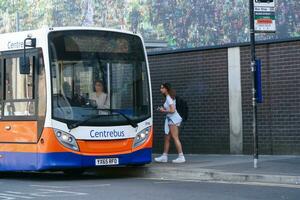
[0,0,299,49]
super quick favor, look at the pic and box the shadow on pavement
[0,166,149,181]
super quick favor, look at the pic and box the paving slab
[144,155,300,185]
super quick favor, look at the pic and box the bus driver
[90,80,110,110]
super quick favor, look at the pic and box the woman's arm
[160,104,175,114]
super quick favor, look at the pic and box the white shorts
[167,117,181,126]
[165,117,181,134]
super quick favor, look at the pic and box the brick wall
[149,50,230,154]
[148,39,300,155]
[241,41,300,155]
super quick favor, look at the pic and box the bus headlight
[54,129,79,151]
[133,127,151,148]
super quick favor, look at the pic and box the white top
[90,92,110,109]
[163,95,182,134]
[163,95,174,114]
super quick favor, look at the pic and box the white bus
[0,27,153,172]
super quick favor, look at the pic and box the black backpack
[175,96,189,122]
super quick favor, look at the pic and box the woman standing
[154,83,186,163]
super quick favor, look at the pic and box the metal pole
[249,0,258,169]
[14,0,20,32]
[16,12,20,32]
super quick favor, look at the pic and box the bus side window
[38,54,46,118]
[4,56,35,116]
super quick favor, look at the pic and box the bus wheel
[63,169,85,176]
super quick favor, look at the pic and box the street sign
[254,0,276,32]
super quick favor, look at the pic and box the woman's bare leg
[169,125,183,154]
[163,134,171,154]
[154,134,170,162]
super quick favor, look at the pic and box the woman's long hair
[162,83,176,99]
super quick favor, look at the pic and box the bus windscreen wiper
[68,114,102,129]
[106,109,138,128]
[68,109,138,129]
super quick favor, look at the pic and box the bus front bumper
[0,148,152,171]
[37,148,152,171]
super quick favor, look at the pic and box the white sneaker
[172,156,186,163]
[154,155,168,163]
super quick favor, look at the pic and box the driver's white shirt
[90,92,110,109]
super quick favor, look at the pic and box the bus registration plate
[95,158,119,166]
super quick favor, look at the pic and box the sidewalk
[144,154,300,185]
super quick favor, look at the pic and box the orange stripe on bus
[0,121,37,143]
[77,139,134,154]
[37,128,70,153]
[0,143,37,152]
[0,127,153,156]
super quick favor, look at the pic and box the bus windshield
[49,30,151,127]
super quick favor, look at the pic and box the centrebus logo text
[7,41,24,50]
[90,130,125,138]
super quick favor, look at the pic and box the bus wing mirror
[25,38,36,48]
[19,57,30,74]
[20,37,36,75]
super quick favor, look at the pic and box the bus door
[0,49,46,170]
